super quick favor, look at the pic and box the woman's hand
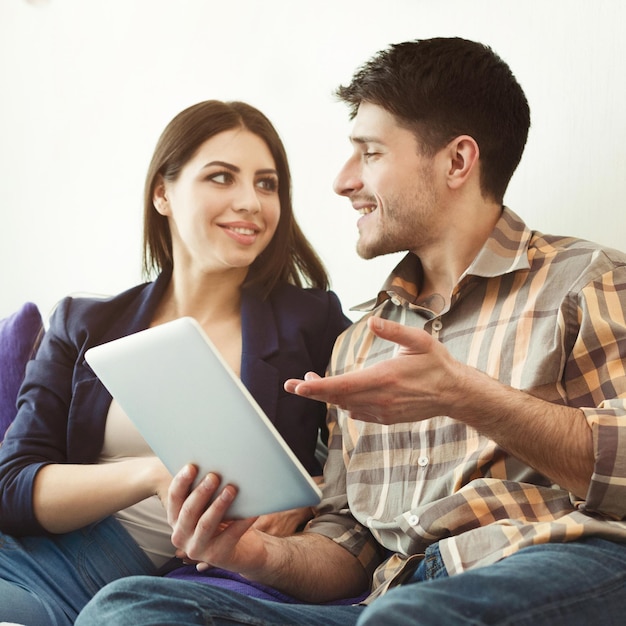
[150,456,175,508]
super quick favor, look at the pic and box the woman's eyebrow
[202,160,239,172]
[201,162,278,176]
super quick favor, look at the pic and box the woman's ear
[445,135,480,190]
[152,175,171,216]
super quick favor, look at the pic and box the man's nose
[333,158,362,197]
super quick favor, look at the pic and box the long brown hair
[143,100,329,295]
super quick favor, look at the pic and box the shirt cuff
[581,406,626,520]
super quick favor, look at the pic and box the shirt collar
[351,207,533,313]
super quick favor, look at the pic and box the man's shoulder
[527,231,626,293]
[530,231,626,268]
[501,208,626,270]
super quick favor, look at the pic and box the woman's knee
[0,578,61,625]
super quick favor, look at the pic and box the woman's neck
[151,266,246,375]
[151,266,245,327]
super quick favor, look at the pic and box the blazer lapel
[240,289,280,423]
[94,270,173,345]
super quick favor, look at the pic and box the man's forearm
[246,531,370,603]
[454,366,594,498]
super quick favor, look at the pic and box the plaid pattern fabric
[306,208,626,603]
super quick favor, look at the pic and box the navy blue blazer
[0,272,350,536]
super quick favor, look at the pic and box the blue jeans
[75,537,626,626]
[0,516,155,626]
[359,538,626,625]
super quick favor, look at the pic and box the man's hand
[284,316,467,424]
[166,465,369,601]
[285,317,595,498]
[167,464,263,573]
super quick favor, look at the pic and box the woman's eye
[208,172,233,184]
[257,177,279,192]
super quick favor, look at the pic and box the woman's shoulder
[45,280,160,348]
[52,282,150,322]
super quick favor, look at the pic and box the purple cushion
[166,565,368,605]
[0,302,44,440]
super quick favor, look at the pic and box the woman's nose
[233,183,262,214]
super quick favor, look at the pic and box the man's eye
[363,152,379,161]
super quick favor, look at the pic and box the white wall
[1,0,625,321]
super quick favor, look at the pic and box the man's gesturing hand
[284,316,467,425]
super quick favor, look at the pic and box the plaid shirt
[306,207,626,603]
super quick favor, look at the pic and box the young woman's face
[155,128,281,278]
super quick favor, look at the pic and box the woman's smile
[218,220,262,245]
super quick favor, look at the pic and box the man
[76,37,626,625]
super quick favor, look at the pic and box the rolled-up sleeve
[582,408,626,519]
[305,402,385,578]
[570,266,626,520]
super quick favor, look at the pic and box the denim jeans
[358,538,626,625]
[0,516,155,626]
[75,537,626,626]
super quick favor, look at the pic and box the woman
[0,100,350,625]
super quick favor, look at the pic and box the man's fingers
[285,368,376,403]
[170,470,221,540]
[168,464,199,526]
[184,511,257,566]
[284,320,434,403]
[284,371,321,394]
[367,317,432,354]
[170,475,239,554]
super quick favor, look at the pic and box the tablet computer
[85,317,322,519]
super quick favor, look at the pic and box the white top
[99,399,175,568]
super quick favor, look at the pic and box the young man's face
[333,102,442,259]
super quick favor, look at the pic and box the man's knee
[76,576,201,625]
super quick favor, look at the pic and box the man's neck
[414,201,502,308]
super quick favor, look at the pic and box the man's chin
[356,240,400,260]
[356,247,376,260]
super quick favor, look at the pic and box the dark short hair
[335,37,531,203]
[143,100,328,295]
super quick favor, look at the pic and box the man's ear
[152,175,171,216]
[445,135,480,190]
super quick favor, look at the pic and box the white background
[1,0,625,321]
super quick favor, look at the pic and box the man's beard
[356,230,405,259]
[356,185,437,260]
[356,211,426,260]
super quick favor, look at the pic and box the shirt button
[390,296,401,306]
[432,319,443,332]
[408,514,419,526]
[418,456,429,467]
